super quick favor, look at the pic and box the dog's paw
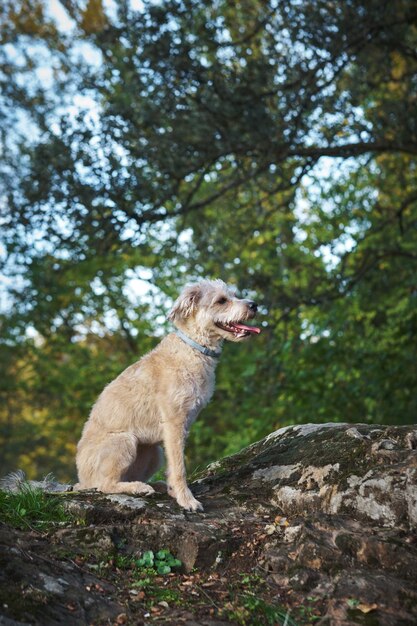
[139,484,156,496]
[129,482,155,496]
[173,488,204,512]
[184,497,204,512]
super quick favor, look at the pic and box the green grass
[130,568,184,606]
[0,483,72,530]
[219,574,298,626]
[221,592,298,626]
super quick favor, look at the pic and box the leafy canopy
[0,0,416,479]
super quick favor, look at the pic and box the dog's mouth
[215,321,262,338]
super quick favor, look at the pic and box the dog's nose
[246,300,258,312]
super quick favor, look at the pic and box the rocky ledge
[1,423,417,625]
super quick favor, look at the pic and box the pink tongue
[232,323,261,335]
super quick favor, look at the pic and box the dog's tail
[0,469,72,493]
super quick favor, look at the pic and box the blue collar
[174,328,222,359]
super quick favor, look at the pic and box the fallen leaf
[358,603,378,614]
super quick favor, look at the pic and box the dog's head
[168,279,261,342]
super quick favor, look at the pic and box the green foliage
[218,572,299,625]
[222,592,297,626]
[110,549,182,577]
[294,596,322,623]
[135,549,182,575]
[105,549,184,606]
[221,572,312,625]
[0,0,416,479]
[0,484,72,530]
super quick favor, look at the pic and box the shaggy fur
[0,470,72,493]
[75,279,259,511]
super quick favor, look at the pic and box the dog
[75,279,261,511]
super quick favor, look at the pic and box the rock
[1,423,416,625]
[0,525,124,625]
[198,422,417,528]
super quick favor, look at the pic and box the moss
[0,585,51,622]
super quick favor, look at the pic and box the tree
[0,0,416,479]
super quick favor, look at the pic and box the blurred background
[1,0,416,482]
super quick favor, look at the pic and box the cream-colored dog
[75,279,260,511]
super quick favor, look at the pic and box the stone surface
[1,423,417,625]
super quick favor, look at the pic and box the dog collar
[174,328,222,359]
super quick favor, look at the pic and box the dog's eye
[217,297,228,305]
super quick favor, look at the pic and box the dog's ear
[168,284,202,322]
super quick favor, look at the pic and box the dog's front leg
[162,418,203,512]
